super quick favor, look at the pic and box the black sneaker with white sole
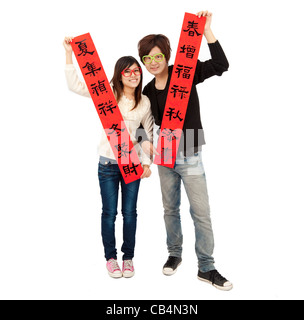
[198,269,233,291]
[163,256,182,275]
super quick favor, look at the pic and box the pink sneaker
[122,260,135,278]
[106,259,122,278]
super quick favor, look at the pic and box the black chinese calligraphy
[107,123,126,137]
[91,80,108,96]
[161,147,173,164]
[162,128,181,142]
[83,62,101,77]
[75,39,95,56]
[98,100,117,116]
[175,64,193,79]
[165,107,184,122]
[170,85,189,100]
[115,142,132,159]
[183,21,202,37]
[179,45,197,59]
[123,163,140,176]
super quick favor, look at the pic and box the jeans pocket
[185,153,204,175]
[185,155,199,165]
[98,162,113,177]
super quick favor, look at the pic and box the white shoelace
[109,259,120,270]
[124,260,133,269]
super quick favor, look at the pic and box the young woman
[63,37,153,279]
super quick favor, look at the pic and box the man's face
[144,46,168,76]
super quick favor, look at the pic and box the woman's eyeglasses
[121,67,142,77]
[142,53,165,64]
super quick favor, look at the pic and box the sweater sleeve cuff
[142,160,152,166]
[65,64,75,70]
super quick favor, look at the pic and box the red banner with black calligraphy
[154,13,206,167]
[71,33,143,184]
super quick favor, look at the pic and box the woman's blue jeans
[98,156,140,261]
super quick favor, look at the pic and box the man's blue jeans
[98,156,140,261]
[158,151,215,273]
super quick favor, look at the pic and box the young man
[137,10,233,291]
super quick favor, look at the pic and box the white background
[1,0,304,300]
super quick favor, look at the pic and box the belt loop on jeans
[99,155,117,165]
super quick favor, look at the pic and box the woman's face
[121,63,142,90]
[144,46,168,77]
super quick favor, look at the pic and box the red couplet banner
[71,33,143,184]
[154,13,206,167]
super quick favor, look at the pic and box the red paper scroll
[71,33,143,184]
[154,13,206,168]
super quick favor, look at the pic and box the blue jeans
[157,151,215,273]
[98,156,140,261]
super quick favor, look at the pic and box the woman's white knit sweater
[65,64,153,165]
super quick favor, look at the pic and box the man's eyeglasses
[142,53,165,64]
[121,67,142,77]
